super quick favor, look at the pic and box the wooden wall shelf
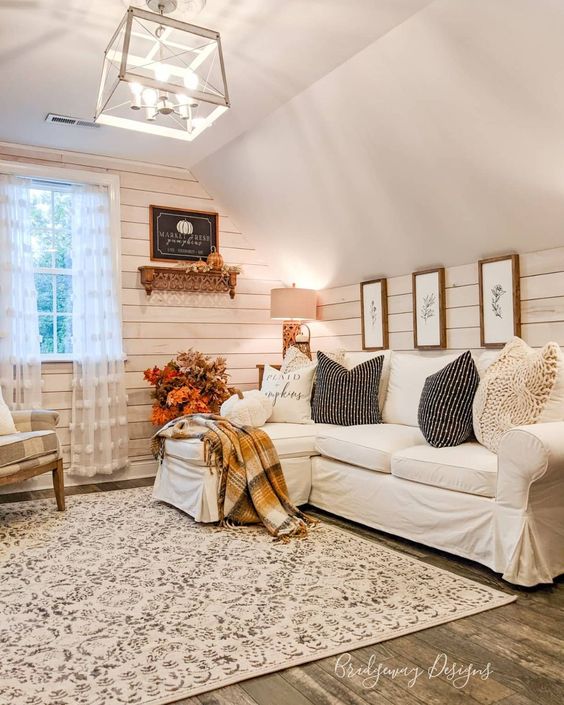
[138,265,239,298]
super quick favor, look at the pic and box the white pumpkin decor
[176,219,194,235]
[220,390,273,427]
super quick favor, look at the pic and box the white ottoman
[152,423,334,522]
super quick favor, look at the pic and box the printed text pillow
[260,363,317,424]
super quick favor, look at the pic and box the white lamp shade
[270,286,317,320]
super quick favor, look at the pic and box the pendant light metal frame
[95,6,229,141]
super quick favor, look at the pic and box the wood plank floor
[1,479,562,705]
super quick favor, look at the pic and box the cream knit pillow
[473,337,564,452]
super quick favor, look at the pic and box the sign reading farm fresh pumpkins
[150,205,219,262]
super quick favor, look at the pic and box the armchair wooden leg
[52,459,65,511]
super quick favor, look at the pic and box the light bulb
[154,62,171,83]
[176,94,189,119]
[129,82,143,110]
[143,88,158,106]
[183,69,198,90]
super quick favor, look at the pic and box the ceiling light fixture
[95,0,229,141]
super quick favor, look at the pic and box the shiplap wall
[310,247,564,353]
[0,141,282,485]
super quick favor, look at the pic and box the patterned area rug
[0,487,515,705]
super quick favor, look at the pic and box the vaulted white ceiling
[194,0,564,288]
[3,0,564,290]
[0,0,431,168]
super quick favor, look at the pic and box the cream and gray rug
[0,487,514,705]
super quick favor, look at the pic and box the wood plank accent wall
[0,142,282,476]
[310,247,564,354]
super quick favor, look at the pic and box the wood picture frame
[479,254,521,348]
[360,278,389,350]
[412,267,446,349]
[150,205,219,263]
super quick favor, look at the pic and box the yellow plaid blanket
[152,414,315,539]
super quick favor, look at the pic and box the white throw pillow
[473,349,502,378]
[344,350,392,412]
[261,363,317,424]
[0,389,17,436]
[473,337,564,452]
[220,390,273,428]
[382,352,458,427]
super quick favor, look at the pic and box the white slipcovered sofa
[153,350,564,587]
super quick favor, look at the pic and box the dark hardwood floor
[1,479,562,705]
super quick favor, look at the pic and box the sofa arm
[11,409,60,433]
[496,422,564,510]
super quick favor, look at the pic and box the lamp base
[282,321,312,359]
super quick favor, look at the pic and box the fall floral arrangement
[144,349,231,426]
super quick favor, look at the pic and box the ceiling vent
[45,113,100,128]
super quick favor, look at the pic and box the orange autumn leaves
[144,350,231,426]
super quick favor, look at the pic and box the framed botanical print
[412,267,446,349]
[479,254,521,348]
[360,278,389,350]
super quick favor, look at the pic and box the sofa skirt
[309,456,564,587]
[153,454,313,523]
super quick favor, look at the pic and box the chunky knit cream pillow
[473,337,564,452]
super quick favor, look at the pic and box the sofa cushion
[391,442,498,497]
[0,430,59,469]
[315,424,426,473]
[382,352,459,427]
[165,422,339,466]
[418,351,480,447]
[312,352,383,425]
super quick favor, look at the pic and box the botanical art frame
[360,278,389,350]
[412,267,446,349]
[150,205,219,263]
[479,254,521,348]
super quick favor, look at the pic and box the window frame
[0,160,122,363]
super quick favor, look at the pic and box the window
[29,181,73,357]
[1,160,121,363]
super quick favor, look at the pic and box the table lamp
[270,284,317,358]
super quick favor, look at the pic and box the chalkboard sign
[150,205,219,262]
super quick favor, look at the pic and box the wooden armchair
[0,410,64,510]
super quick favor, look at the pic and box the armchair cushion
[0,451,59,479]
[0,430,59,470]
[11,409,60,433]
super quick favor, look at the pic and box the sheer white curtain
[70,183,128,476]
[0,174,42,409]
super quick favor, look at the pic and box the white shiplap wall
[310,247,564,353]
[0,141,282,486]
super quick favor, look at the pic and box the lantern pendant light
[95,1,229,141]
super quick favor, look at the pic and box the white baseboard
[0,458,157,494]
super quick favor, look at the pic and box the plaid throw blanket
[152,414,315,540]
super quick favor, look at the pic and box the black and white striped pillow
[312,352,383,425]
[418,351,479,447]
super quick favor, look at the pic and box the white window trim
[0,160,123,363]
